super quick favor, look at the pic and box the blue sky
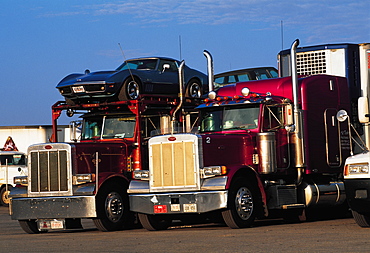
[1,0,369,126]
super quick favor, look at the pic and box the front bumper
[10,196,97,220]
[129,190,228,215]
[344,179,370,214]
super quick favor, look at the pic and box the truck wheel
[185,79,202,98]
[19,220,45,234]
[222,178,257,228]
[352,210,370,227]
[93,183,130,231]
[138,213,170,231]
[0,186,10,206]
[118,77,140,100]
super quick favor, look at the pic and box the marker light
[241,87,250,96]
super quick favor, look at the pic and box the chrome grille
[28,144,72,196]
[149,134,201,192]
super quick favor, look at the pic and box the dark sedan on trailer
[56,57,208,103]
[214,67,278,90]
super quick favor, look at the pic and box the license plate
[51,220,64,229]
[38,219,65,230]
[72,86,85,93]
[183,203,197,212]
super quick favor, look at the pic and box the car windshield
[81,115,136,140]
[200,105,260,132]
[116,59,158,71]
[0,154,26,166]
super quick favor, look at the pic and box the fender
[225,165,268,217]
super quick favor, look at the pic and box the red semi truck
[128,40,353,230]
[9,92,199,233]
[278,42,370,228]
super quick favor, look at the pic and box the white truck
[0,151,27,206]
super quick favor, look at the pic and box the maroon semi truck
[128,40,353,230]
[9,94,199,233]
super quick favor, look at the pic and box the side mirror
[162,64,170,72]
[70,121,82,142]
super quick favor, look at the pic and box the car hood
[56,70,120,87]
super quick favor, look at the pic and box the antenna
[281,20,284,50]
[179,35,182,60]
[118,43,135,81]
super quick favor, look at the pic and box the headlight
[133,170,150,180]
[14,176,28,186]
[344,163,369,176]
[201,166,227,178]
[73,174,95,185]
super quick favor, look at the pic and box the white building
[0,125,73,153]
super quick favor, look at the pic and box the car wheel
[93,183,132,232]
[222,178,258,228]
[185,79,202,98]
[138,213,171,231]
[0,186,10,206]
[118,77,140,100]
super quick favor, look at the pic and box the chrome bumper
[10,196,97,220]
[129,190,228,214]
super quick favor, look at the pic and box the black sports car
[56,57,208,103]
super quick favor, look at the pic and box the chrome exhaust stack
[203,50,214,93]
[171,60,185,133]
[290,39,305,185]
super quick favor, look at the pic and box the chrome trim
[129,190,228,214]
[128,180,150,194]
[10,196,96,220]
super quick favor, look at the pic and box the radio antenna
[280,20,284,50]
[179,35,182,60]
[118,43,134,79]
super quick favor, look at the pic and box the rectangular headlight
[73,174,95,185]
[133,170,150,180]
[14,176,28,186]
[345,163,369,175]
[201,166,227,178]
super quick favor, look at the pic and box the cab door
[261,104,290,170]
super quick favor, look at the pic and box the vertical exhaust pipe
[290,39,305,185]
[171,60,185,133]
[203,50,214,92]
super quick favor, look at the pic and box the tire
[185,79,202,98]
[93,183,131,232]
[222,178,258,229]
[118,77,140,100]
[0,186,11,206]
[352,210,370,227]
[19,220,45,234]
[138,213,171,231]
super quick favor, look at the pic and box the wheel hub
[235,187,253,220]
[105,192,124,223]
[127,81,139,99]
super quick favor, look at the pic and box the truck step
[282,204,305,209]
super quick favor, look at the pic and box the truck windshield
[0,154,26,166]
[81,116,136,140]
[200,105,260,132]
